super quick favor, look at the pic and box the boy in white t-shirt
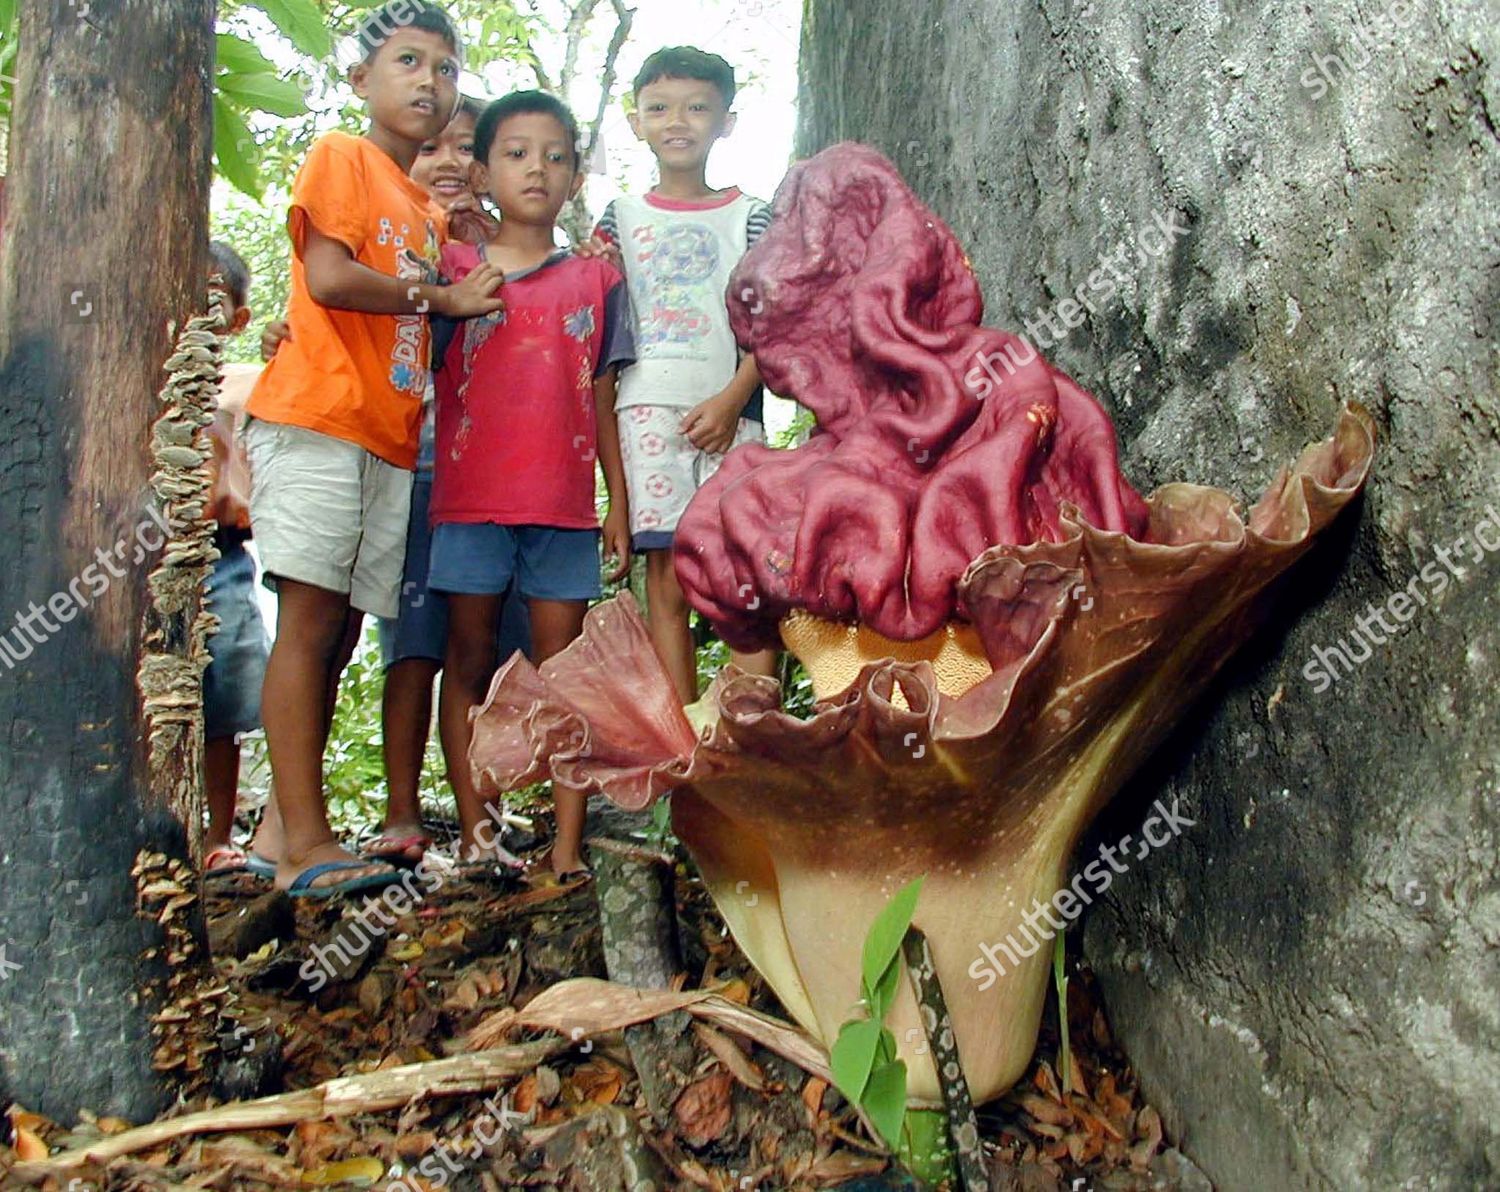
[592,46,776,701]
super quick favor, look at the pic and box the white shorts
[618,404,765,550]
[243,418,412,619]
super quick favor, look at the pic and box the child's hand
[447,195,501,247]
[601,505,632,582]
[436,262,505,318]
[260,319,290,362]
[680,389,743,456]
[573,234,623,273]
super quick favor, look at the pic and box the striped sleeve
[746,199,773,246]
[594,199,620,246]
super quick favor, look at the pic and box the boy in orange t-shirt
[244,0,503,897]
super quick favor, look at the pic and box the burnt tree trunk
[0,0,215,1121]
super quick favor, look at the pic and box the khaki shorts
[243,418,413,619]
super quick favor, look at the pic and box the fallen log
[588,835,698,1127]
[12,1039,563,1179]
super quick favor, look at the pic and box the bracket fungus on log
[470,143,1374,1106]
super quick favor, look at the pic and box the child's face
[411,111,477,209]
[207,282,250,336]
[473,111,583,227]
[351,27,461,146]
[629,76,736,172]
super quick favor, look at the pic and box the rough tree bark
[0,0,215,1121]
[798,2,1498,1189]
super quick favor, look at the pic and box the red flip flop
[204,845,251,878]
[362,830,432,867]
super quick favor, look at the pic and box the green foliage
[255,0,332,59]
[829,877,922,1155]
[322,622,390,832]
[1054,930,1073,1095]
[826,877,952,1182]
[323,621,448,834]
[0,0,15,135]
[769,403,817,450]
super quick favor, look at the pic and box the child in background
[244,0,504,897]
[201,241,272,877]
[430,91,633,880]
[592,46,778,703]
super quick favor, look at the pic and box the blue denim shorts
[204,543,270,739]
[377,476,532,665]
[428,522,602,601]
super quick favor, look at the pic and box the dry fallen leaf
[692,1023,765,1092]
[802,1075,828,1120]
[807,1149,888,1185]
[395,1130,439,1159]
[6,1108,47,1133]
[568,1059,625,1107]
[301,1155,385,1186]
[1018,1091,1072,1127]
[672,1067,733,1148]
[12,1126,47,1161]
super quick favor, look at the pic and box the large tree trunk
[797,2,1498,1190]
[0,0,215,1121]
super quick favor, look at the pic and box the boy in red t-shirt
[430,91,633,880]
[244,1,504,897]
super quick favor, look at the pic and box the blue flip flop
[245,852,277,879]
[285,859,402,900]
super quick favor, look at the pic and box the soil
[1,804,1211,1191]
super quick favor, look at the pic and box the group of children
[203,1,777,898]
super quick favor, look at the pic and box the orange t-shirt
[246,131,445,469]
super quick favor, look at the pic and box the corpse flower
[470,143,1374,1106]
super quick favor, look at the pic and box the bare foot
[545,846,589,880]
[365,821,432,865]
[249,792,285,864]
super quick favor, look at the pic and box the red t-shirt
[430,246,633,528]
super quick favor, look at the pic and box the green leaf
[865,943,903,1022]
[217,71,308,118]
[251,0,331,59]
[213,93,262,199]
[860,876,923,996]
[216,31,278,75]
[0,0,15,39]
[862,1054,908,1151]
[1053,930,1073,1094]
[829,1017,883,1106]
